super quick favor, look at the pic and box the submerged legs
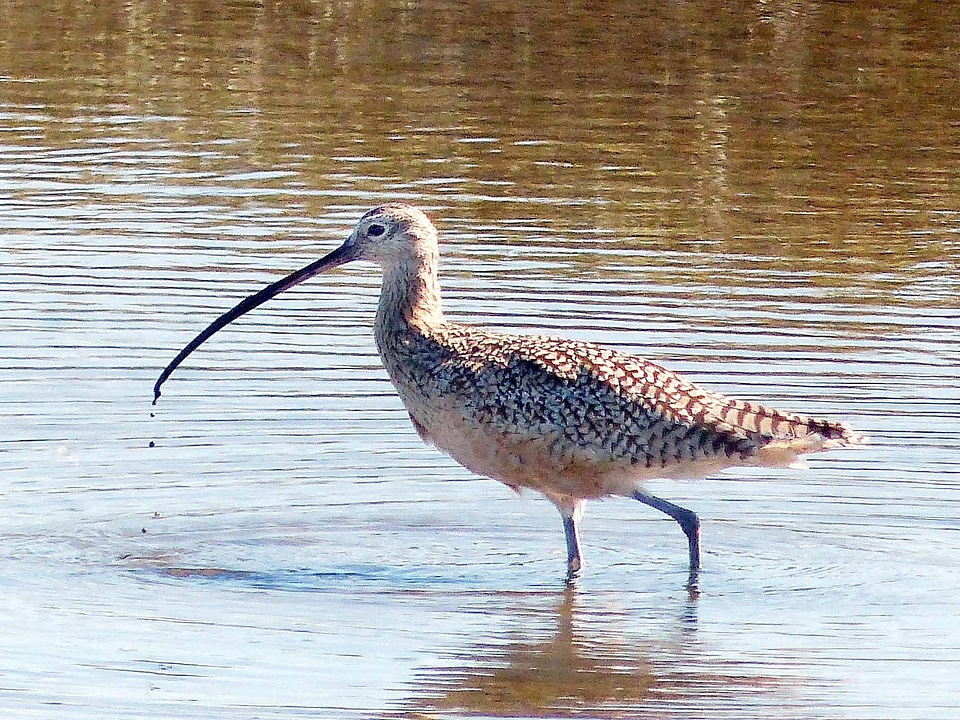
[556,499,585,579]
[632,490,701,571]
[553,493,700,578]
[561,514,582,578]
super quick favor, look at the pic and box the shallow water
[2,2,960,718]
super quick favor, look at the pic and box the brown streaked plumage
[154,203,865,580]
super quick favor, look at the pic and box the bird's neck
[374,252,446,341]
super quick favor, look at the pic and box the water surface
[1,2,959,718]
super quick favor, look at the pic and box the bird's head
[345,203,439,268]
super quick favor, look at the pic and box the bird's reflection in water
[396,583,793,719]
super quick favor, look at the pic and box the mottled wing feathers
[397,325,861,472]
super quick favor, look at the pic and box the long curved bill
[153,239,357,404]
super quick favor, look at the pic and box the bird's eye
[367,223,386,237]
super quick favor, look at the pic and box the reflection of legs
[632,491,701,571]
[556,499,586,579]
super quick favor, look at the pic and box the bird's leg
[632,491,701,571]
[562,514,582,578]
[556,499,586,580]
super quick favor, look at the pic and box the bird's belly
[410,406,724,500]
[424,417,614,497]
[407,395,787,501]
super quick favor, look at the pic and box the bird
[154,203,865,580]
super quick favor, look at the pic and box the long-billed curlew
[154,204,865,579]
